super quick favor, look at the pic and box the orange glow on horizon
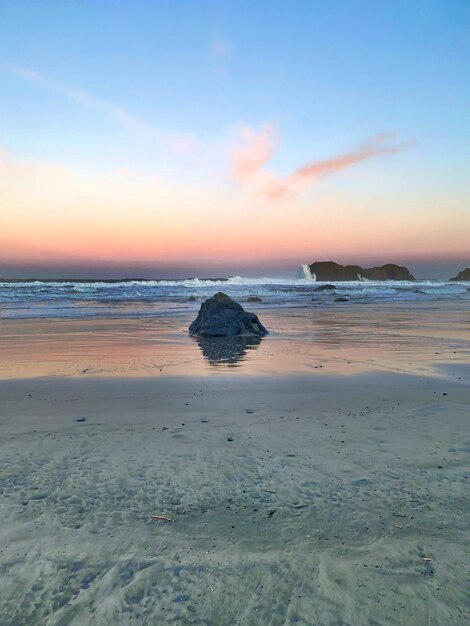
[1,146,469,268]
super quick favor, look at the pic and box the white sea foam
[300,264,314,281]
[1,273,469,320]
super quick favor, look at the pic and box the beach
[1,300,469,625]
[3,0,469,622]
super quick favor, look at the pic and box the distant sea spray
[299,264,315,281]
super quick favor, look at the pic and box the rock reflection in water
[195,335,262,366]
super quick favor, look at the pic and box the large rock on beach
[189,292,268,337]
[308,261,415,281]
[450,268,470,281]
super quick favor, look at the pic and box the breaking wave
[1,267,469,319]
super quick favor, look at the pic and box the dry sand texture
[0,372,469,625]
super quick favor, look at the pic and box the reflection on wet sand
[194,335,263,366]
[1,302,469,379]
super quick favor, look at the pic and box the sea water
[1,265,469,319]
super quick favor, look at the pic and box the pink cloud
[276,133,407,198]
[231,127,407,200]
[231,124,278,183]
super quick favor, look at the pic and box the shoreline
[2,279,470,324]
[1,301,469,381]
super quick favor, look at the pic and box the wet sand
[0,303,469,625]
[1,300,469,379]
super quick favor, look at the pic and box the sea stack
[189,292,268,337]
[308,261,415,281]
[450,268,470,281]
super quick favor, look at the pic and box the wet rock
[335,297,349,302]
[247,296,262,302]
[314,284,336,291]
[189,292,268,337]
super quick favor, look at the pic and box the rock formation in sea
[450,268,470,281]
[189,292,268,337]
[308,261,415,281]
[313,284,336,291]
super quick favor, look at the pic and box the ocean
[1,265,469,320]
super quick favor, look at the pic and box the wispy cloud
[211,34,231,59]
[231,124,278,183]
[209,33,232,77]
[231,126,408,200]
[2,145,466,268]
[10,66,100,107]
[6,66,196,154]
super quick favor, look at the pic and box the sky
[0,0,469,279]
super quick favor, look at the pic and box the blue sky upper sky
[1,0,469,277]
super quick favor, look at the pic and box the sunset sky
[1,0,469,278]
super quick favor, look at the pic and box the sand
[1,300,469,379]
[0,302,469,625]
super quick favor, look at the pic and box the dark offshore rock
[308,262,362,281]
[450,268,470,281]
[335,297,349,302]
[314,284,336,291]
[308,261,415,281]
[247,296,262,302]
[189,292,268,337]
[365,264,415,280]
